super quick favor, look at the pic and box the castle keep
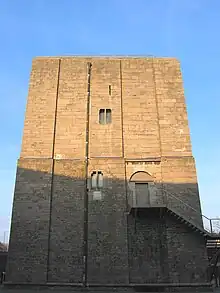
[6,57,210,286]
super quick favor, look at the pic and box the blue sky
[0,0,220,241]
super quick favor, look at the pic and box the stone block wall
[128,210,208,284]
[89,60,123,158]
[48,160,85,283]
[21,59,59,158]
[166,215,208,283]
[161,157,202,226]
[153,58,192,157]
[87,158,128,284]
[128,210,168,284]
[54,59,87,159]
[6,159,53,283]
[6,56,208,286]
[122,59,160,158]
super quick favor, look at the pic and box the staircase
[163,189,220,237]
[207,239,220,261]
[207,238,220,286]
[128,187,220,237]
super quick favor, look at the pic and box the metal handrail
[127,184,220,235]
[162,188,220,235]
[162,188,204,215]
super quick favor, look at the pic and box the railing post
[210,219,213,234]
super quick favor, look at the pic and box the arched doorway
[129,171,155,208]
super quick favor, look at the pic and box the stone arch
[130,171,154,182]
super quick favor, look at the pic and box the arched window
[97,171,103,188]
[91,171,104,201]
[91,171,104,189]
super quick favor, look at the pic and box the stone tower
[6,57,209,287]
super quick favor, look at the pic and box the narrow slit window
[99,109,105,124]
[109,85,111,95]
[106,109,112,124]
[91,171,104,190]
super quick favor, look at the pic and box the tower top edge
[33,55,179,61]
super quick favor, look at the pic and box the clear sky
[0,0,220,242]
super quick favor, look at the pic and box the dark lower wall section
[128,210,209,284]
[128,209,168,284]
[87,159,129,284]
[6,159,53,283]
[48,160,85,283]
[6,158,209,285]
[166,214,209,283]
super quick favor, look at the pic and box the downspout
[120,60,131,284]
[46,58,61,282]
[83,62,92,286]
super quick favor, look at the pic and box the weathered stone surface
[87,158,128,284]
[6,57,209,287]
[166,214,208,283]
[153,58,192,157]
[20,58,59,158]
[54,59,88,159]
[122,58,160,158]
[48,160,85,283]
[89,60,123,158]
[6,159,53,283]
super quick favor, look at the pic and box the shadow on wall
[5,166,209,286]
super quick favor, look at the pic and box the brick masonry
[6,57,209,286]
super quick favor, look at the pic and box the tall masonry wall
[6,57,208,285]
